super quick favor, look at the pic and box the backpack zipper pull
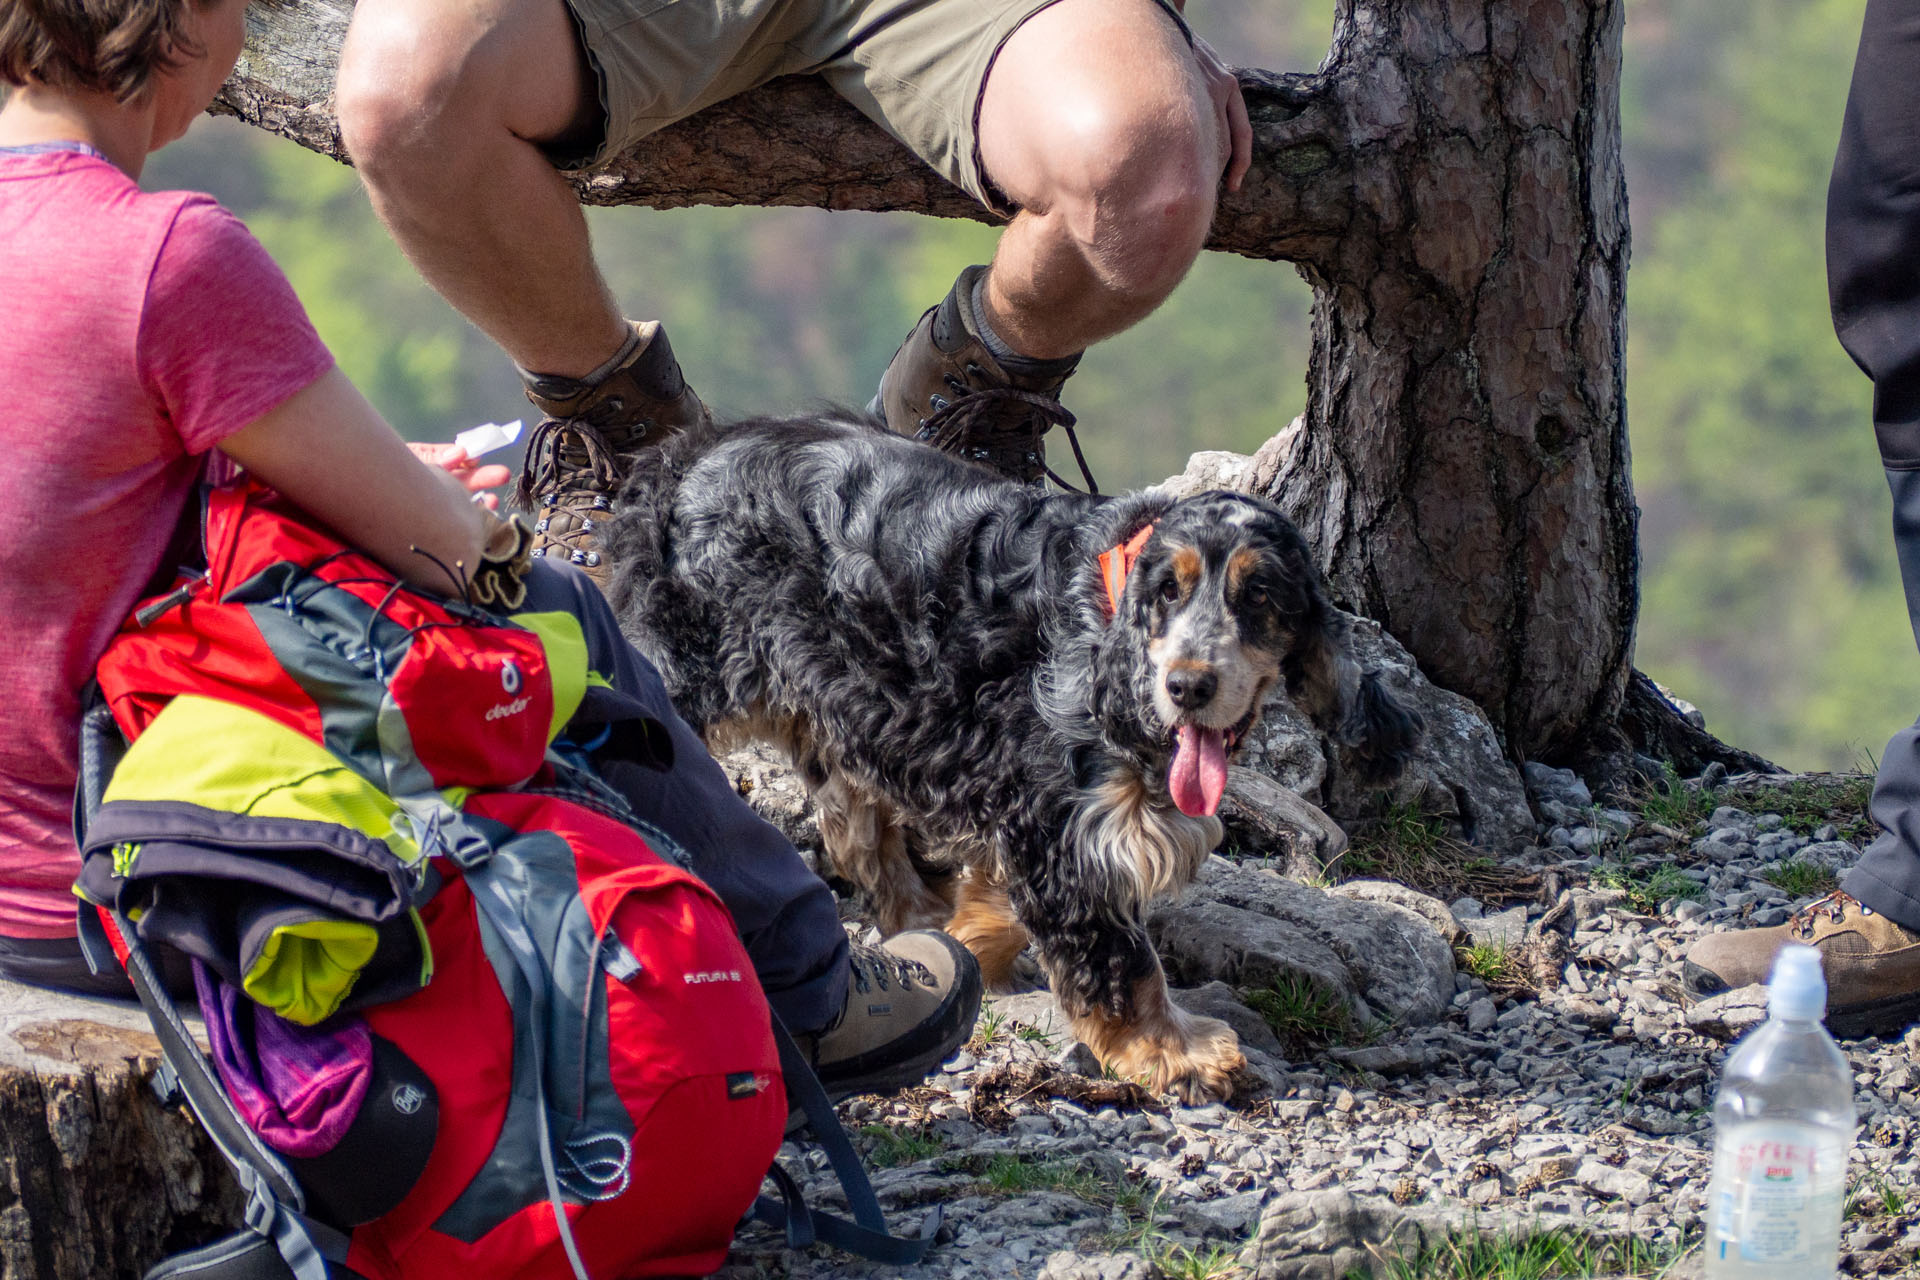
[134,572,207,628]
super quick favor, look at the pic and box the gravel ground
[718,773,1920,1279]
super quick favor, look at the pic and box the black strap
[749,1017,940,1266]
[113,916,348,1280]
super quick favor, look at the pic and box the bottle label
[1709,1121,1845,1266]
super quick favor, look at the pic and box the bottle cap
[1767,943,1827,1021]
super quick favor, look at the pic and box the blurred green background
[145,0,1912,773]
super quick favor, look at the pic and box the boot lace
[916,386,1099,494]
[1791,890,1868,939]
[847,943,935,995]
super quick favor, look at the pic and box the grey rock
[1793,840,1860,871]
[1040,1252,1154,1280]
[1192,1188,1268,1233]
[1327,1042,1432,1076]
[1466,998,1497,1034]
[1054,1041,1102,1077]
[1567,826,1608,854]
[1593,808,1637,836]
[1686,986,1770,1041]
[1151,858,1457,1028]
[712,739,823,854]
[1464,905,1529,948]
[1241,1190,1506,1280]
[1576,1160,1655,1205]
[1524,762,1593,810]
[1332,880,1465,947]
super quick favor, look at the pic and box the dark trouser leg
[518,560,849,1033]
[1828,0,1920,931]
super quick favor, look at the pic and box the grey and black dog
[605,413,1420,1101]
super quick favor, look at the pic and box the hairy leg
[814,775,955,936]
[974,0,1226,359]
[336,0,628,377]
[1064,969,1244,1104]
[946,874,1034,992]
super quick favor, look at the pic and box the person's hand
[1192,35,1252,193]
[409,441,513,511]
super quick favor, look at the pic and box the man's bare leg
[872,0,1241,479]
[975,0,1231,360]
[336,0,626,379]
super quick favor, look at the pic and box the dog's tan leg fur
[1066,970,1245,1103]
[945,875,1033,992]
[814,775,952,935]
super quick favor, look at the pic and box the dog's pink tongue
[1170,725,1229,817]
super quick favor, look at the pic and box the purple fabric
[192,960,373,1157]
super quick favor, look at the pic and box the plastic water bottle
[1702,944,1855,1278]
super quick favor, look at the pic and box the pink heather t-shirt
[0,148,334,938]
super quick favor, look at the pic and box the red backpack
[74,482,932,1280]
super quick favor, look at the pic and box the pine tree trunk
[1248,0,1635,762]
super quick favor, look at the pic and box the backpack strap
[750,1015,941,1266]
[73,687,348,1280]
[97,909,351,1280]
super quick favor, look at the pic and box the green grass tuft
[1455,941,1523,987]
[859,1124,944,1168]
[1241,972,1353,1050]
[1628,763,1718,832]
[1725,774,1875,843]
[1590,861,1705,915]
[1759,859,1840,899]
[1334,801,1511,899]
[1344,1225,1685,1279]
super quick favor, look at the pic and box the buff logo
[683,969,744,984]
[485,696,532,722]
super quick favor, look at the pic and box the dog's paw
[1105,1013,1245,1104]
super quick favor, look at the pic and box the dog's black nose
[1165,667,1218,710]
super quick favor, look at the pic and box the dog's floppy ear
[1287,612,1423,786]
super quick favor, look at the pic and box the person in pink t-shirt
[0,0,521,966]
[0,0,981,1102]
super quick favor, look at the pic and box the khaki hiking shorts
[558,0,1190,211]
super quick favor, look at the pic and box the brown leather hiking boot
[1683,890,1920,1037]
[513,320,710,585]
[871,265,1096,490]
[797,931,981,1104]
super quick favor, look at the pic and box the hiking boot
[798,930,981,1102]
[513,320,711,585]
[870,264,1094,489]
[1683,890,1920,1038]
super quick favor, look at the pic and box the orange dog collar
[1096,523,1156,616]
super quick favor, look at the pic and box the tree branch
[214,0,1349,264]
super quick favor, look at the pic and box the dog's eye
[1158,579,1180,604]
[1245,586,1269,609]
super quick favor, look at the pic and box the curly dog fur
[605,413,1420,1100]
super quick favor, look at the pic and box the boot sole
[1686,961,1920,1040]
[788,933,985,1132]
[1824,989,1920,1040]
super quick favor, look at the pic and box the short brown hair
[0,0,215,104]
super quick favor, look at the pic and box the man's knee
[1042,103,1222,300]
[338,0,588,175]
[336,3,477,171]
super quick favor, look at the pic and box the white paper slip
[454,419,525,458]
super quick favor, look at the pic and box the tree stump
[0,978,238,1280]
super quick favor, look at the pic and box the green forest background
[146,0,1907,774]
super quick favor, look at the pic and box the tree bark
[217,0,1642,764]
[0,983,241,1279]
[1247,0,1636,764]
